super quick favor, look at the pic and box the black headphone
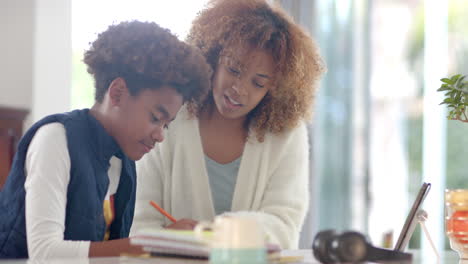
[312,230,412,263]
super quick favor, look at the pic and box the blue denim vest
[0,109,136,258]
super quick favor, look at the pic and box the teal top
[205,155,241,215]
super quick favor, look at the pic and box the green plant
[438,74,468,122]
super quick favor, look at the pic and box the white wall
[32,0,72,123]
[0,0,72,129]
[0,0,35,110]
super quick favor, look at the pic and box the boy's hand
[89,238,145,257]
[165,218,198,230]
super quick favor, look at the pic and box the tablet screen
[393,182,431,251]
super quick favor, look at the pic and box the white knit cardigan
[132,107,310,249]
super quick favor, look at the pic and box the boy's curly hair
[84,21,211,109]
[186,0,325,141]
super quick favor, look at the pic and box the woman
[133,0,325,249]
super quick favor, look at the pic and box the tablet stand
[416,209,440,261]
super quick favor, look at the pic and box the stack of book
[131,229,282,260]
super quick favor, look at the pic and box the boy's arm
[25,123,90,258]
[26,123,145,258]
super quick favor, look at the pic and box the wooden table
[0,249,462,264]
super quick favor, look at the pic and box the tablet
[393,182,431,251]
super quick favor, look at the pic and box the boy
[0,21,211,259]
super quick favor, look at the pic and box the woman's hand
[165,218,198,230]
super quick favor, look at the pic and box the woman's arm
[225,124,310,249]
[132,147,167,234]
[133,116,199,233]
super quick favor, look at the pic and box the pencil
[149,200,177,223]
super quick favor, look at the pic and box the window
[280,0,468,259]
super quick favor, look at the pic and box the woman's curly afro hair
[186,0,325,141]
[84,20,211,110]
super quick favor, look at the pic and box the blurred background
[1,0,467,261]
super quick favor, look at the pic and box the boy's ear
[108,77,129,106]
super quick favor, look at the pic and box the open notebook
[131,229,281,259]
[131,229,210,259]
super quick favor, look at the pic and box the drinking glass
[445,189,468,259]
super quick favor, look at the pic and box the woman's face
[211,47,275,120]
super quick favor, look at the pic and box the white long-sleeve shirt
[24,123,121,259]
[132,107,310,249]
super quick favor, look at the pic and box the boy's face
[111,83,183,160]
